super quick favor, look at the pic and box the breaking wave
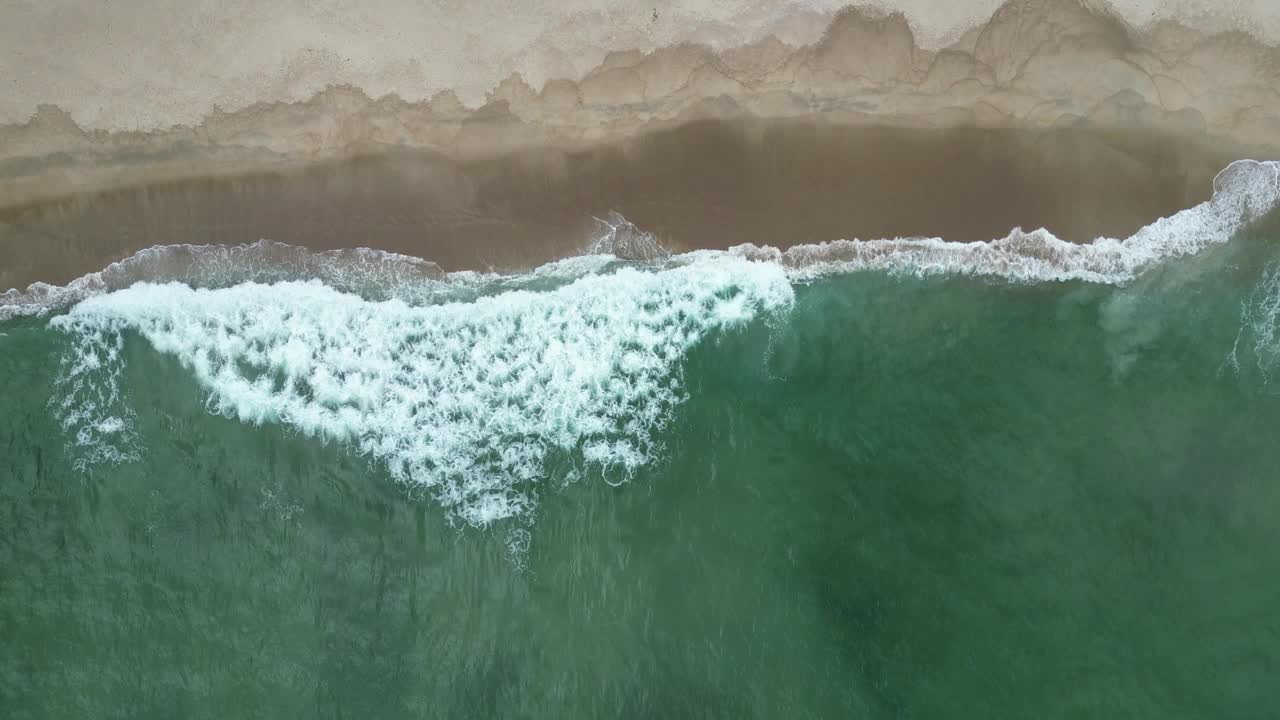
[50,253,793,527]
[7,158,1280,528]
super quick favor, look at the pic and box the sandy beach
[2,0,1279,291]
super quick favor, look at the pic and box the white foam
[18,158,1280,522]
[1,240,454,322]
[732,160,1280,284]
[7,160,1280,325]
[52,254,794,526]
[1226,261,1280,384]
[49,323,143,471]
[0,212,661,322]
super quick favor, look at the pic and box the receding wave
[733,160,1280,282]
[4,160,1278,324]
[1,241,449,322]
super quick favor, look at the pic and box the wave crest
[50,254,794,527]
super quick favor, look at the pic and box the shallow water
[4,195,1280,718]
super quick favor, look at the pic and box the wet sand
[0,118,1250,291]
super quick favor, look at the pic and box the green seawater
[3,217,1280,719]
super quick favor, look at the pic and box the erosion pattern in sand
[2,0,1279,206]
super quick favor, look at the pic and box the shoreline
[0,120,1257,292]
[3,1,1280,293]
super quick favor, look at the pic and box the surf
[6,157,1280,530]
[48,253,794,527]
[4,160,1278,323]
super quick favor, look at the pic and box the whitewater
[4,159,1280,530]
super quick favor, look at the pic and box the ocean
[3,159,1280,717]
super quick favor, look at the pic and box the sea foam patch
[50,322,143,471]
[1226,260,1280,384]
[51,254,794,526]
[1,240,458,322]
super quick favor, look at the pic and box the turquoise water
[4,183,1280,717]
